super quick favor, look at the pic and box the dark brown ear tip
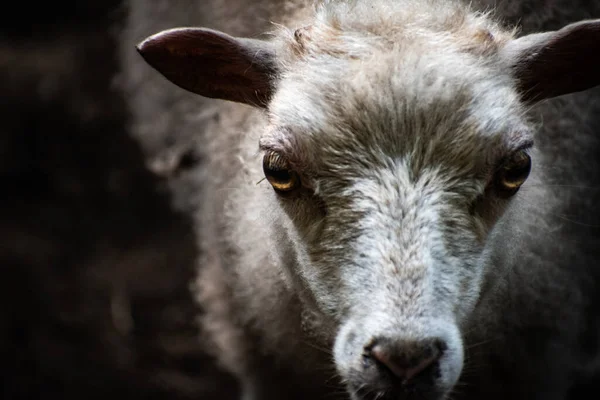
[135,36,156,56]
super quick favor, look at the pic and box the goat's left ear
[501,19,600,103]
[136,27,278,108]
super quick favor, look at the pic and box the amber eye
[495,150,531,197]
[262,151,300,193]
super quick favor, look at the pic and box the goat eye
[495,150,531,197]
[262,152,300,193]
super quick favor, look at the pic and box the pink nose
[367,339,444,383]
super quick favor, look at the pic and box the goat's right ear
[501,19,600,103]
[136,28,278,108]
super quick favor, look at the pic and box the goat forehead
[290,0,512,56]
[267,47,529,177]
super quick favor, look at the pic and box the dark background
[1,2,238,399]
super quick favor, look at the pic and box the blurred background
[0,2,238,399]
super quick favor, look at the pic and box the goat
[128,0,600,399]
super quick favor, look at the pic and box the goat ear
[136,27,278,108]
[501,19,600,103]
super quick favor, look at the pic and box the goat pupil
[504,153,531,184]
[268,168,292,183]
[262,152,298,191]
[494,152,531,198]
[505,166,526,183]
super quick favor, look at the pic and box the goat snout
[365,338,445,384]
[355,337,447,399]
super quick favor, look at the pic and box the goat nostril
[367,339,444,383]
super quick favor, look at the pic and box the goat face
[261,41,532,399]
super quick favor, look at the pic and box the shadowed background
[0,2,238,399]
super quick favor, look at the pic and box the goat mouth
[349,382,446,400]
[346,367,447,400]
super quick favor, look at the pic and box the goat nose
[366,339,445,383]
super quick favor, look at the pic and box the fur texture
[121,1,600,399]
